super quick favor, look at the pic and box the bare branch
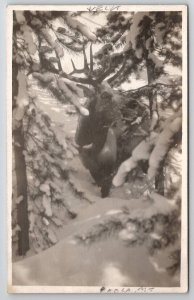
[60,71,94,85]
[107,55,127,84]
[83,44,89,72]
[54,30,84,45]
[96,52,112,83]
[122,82,180,95]
[55,50,63,72]
[90,43,93,73]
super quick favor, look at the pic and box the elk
[59,44,151,197]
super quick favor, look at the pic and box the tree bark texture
[146,57,165,195]
[12,62,30,256]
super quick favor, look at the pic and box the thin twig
[107,54,127,84]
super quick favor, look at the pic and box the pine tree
[12,10,96,255]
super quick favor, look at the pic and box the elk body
[75,87,120,197]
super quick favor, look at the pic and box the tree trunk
[146,56,165,195]
[14,127,30,255]
[12,62,30,256]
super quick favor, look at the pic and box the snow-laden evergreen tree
[12,10,97,255]
[12,9,183,276]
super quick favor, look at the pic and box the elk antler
[61,43,126,86]
[62,44,93,84]
[69,43,113,84]
[69,44,93,77]
[70,59,85,74]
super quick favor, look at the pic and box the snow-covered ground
[12,93,181,287]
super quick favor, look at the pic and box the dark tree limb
[14,127,30,256]
[12,63,30,256]
[107,55,127,84]
[146,56,165,195]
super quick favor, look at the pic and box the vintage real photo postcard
[7,4,188,293]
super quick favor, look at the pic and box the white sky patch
[120,73,147,91]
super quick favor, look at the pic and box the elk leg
[101,175,113,198]
[97,128,117,197]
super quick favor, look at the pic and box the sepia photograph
[7,5,188,293]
